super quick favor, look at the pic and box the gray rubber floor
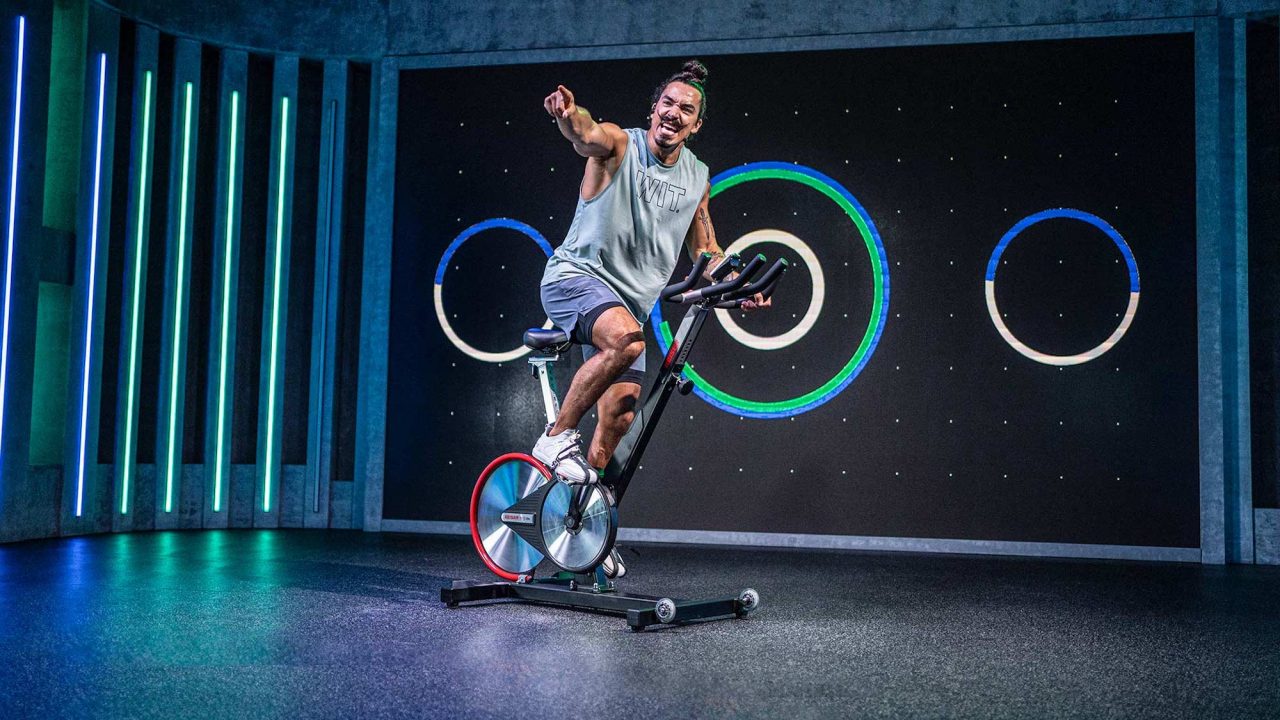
[0,530,1277,719]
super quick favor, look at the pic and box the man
[533,60,768,513]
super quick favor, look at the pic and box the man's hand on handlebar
[739,293,771,312]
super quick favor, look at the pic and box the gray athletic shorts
[540,275,645,385]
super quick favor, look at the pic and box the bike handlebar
[670,254,765,304]
[660,252,713,301]
[713,258,788,308]
[660,252,788,308]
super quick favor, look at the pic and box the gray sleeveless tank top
[541,127,709,322]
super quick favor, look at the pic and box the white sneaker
[532,425,593,484]
[602,547,626,579]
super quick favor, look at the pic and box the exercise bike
[440,251,787,630]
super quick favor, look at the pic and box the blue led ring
[434,218,554,363]
[985,208,1139,366]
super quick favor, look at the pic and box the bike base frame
[440,573,755,632]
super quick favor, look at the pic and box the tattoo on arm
[697,207,716,248]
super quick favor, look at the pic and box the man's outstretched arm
[544,84,626,158]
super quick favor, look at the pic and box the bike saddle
[523,328,571,354]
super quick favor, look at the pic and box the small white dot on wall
[1059,475,1064,480]
[895,471,900,476]
[791,365,796,370]
[843,313,848,318]
[1003,420,1008,425]
[1059,421,1064,425]
[689,415,694,420]
[500,265,505,270]
[499,313,504,319]
[895,418,899,423]
[895,365,900,370]
[1058,313,1063,318]
[1057,101,1062,106]
[449,411,454,416]
[949,156,954,161]
[505,120,510,125]
[459,122,465,127]
[949,208,954,213]
[949,472,954,477]
[896,210,901,214]
[949,366,954,371]
[1058,259,1063,264]
[550,167,555,172]
[842,470,847,475]
[688,467,693,471]
[744,112,749,117]
[897,158,902,163]
[1114,152,1119,157]
[1003,102,1008,107]
[793,211,797,216]
[948,419,953,424]
[639,465,643,470]
[843,418,847,422]
[793,110,798,115]
[1114,99,1119,104]
[845,159,849,164]
[949,313,954,318]
[740,364,745,369]
[790,417,795,422]
[738,468,743,472]
[448,460,453,465]
[496,411,501,417]
[1003,474,1008,478]
[549,216,554,220]
[897,106,902,111]
[458,170,463,174]
[949,260,954,265]
[1004,207,1008,212]
[743,212,747,216]
[1003,155,1008,160]
[790,469,795,473]
[451,362,456,367]
[504,169,508,173]
[1058,153,1063,158]
[1116,421,1121,426]
[845,108,850,113]
[949,104,954,110]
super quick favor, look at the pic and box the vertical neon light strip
[213,90,239,513]
[164,81,194,513]
[1,17,27,463]
[120,70,153,515]
[74,53,107,517]
[264,95,288,513]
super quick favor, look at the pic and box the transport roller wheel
[738,588,760,614]
[470,453,551,581]
[655,597,678,624]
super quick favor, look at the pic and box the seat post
[528,355,561,425]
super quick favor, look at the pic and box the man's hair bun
[681,60,709,84]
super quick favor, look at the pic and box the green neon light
[658,167,885,414]
[264,95,288,514]
[165,81,194,513]
[120,70,153,515]
[213,90,239,514]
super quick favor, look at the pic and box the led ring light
[650,161,890,419]
[715,229,824,350]
[434,218,554,363]
[985,208,1139,366]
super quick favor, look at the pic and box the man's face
[649,82,704,150]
